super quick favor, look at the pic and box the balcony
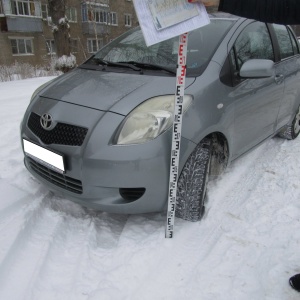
[82,22,110,35]
[81,2,111,35]
[0,0,42,32]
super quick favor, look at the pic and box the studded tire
[278,106,300,140]
[176,138,212,222]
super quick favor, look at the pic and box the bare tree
[48,0,76,73]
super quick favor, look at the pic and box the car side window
[229,22,274,85]
[288,28,300,54]
[232,22,274,71]
[273,24,295,59]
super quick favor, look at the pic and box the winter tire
[278,106,300,140]
[176,138,212,222]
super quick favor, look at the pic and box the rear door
[271,24,300,130]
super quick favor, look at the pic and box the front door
[229,22,284,158]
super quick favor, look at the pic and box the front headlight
[115,95,193,145]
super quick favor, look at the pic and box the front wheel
[176,138,212,222]
[278,106,300,140]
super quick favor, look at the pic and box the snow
[58,18,70,29]
[55,54,76,70]
[1,77,300,299]
[59,18,68,25]
[51,25,58,33]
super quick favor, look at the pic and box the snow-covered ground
[1,77,300,300]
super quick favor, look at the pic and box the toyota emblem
[40,113,53,130]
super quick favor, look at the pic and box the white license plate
[23,139,65,173]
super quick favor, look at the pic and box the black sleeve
[218,0,300,25]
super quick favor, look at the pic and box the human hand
[188,0,219,6]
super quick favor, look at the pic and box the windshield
[90,19,235,76]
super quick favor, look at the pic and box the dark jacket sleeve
[219,0,300,25]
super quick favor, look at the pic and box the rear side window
[288,28,300,54]
[273,24,295,59]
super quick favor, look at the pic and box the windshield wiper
[87,56,108,66]
[84,57,176,74]
[87,57,141,71]
[119,61,176,75]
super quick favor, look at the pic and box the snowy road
[1,77,300,300]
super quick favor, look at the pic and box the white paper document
[133,0,210,46]
[148,0,200,31]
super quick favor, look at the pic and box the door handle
[275,74,284,84]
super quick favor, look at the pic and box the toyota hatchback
[21,13,300,221]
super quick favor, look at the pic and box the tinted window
[273,24,294,59]
[232,22,274,72]
[92,19,235,76]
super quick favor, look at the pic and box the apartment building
[0,0,138,66]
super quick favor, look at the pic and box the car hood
[41,68,195,115]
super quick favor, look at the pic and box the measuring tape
[165,33,188,238]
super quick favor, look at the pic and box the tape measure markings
[165,33,188,239]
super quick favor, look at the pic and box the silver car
[21,13,300,221]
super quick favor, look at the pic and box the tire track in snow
[84,213,166,300]
[0,179,130,300]
[0,182,47,230]
[0,181,50,262]
[59,212,129,298]
[0,192,63,300]
[21,206,129,300]
[22,216,91,300]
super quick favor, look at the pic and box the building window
[100,10,107,23]
[81,3,108,24]
[125,14,132,27]
[10,38,34,55]
[66,7,77,23]
[81,4,87,21]
[109,12,118,25]
[94,10,107,23]
[12,0,38,16]
[41,4,48,20]
[45,39,56,54]
[87,39,103,53]
[70,39,78,53]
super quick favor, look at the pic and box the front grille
[28,112,88,146]
[119,188,145,201]
[28,158,83,194]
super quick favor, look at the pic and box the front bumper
[21,97,196,214]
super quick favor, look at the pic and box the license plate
[23,139,65,173]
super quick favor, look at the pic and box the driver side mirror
[240,59,274,78]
